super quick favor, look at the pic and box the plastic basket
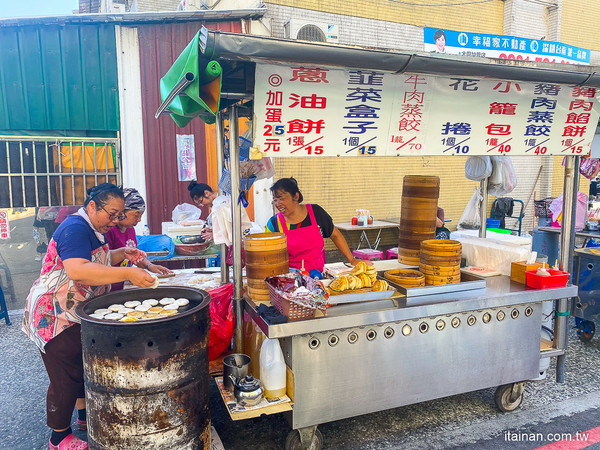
[486,218,500,228]
[218,169,256,196]
[534,198,554,218]
[525,269,569,289]
[267,283,319,321]
[224,136,252,161]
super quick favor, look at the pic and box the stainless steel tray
[327,289,395,306]
[381,271,486,299]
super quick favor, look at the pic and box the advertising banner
[424,27,590,65]
[254,63,599,157]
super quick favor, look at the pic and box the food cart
[156,27,599,449]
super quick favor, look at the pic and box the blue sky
[1,0,79,18]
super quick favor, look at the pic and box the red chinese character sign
[0,211,10,240]
[253,63,600,157]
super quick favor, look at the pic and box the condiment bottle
[536,263,551,277]
[300,260,310,278]
[259,338,287,400]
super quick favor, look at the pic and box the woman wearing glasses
[105,187,172,291]
[22,183,156,450]
[188,181,218,241]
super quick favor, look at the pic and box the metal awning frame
[187,27,586,382]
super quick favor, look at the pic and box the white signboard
[176,134,196,181]
[254,63,600,157]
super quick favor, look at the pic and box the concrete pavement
[1,313,599,450]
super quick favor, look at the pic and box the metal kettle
[230,375,264,406]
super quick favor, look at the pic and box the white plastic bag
[210,195,252,246]
[465,156,492,181]
[458,188,482,230]
[488,156,517,196]
[172,203,202,224]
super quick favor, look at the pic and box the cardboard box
[511,261,543,285]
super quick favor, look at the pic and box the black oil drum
[75,287,211,449]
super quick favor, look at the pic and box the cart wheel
[577,320,595,342]
[285,428,323,450]
[494,382,525,412]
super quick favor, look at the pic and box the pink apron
[278,204,326,272]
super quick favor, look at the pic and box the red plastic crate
[525,269,569,289]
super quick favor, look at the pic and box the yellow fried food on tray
[365,265,378,281]
[347,275,358,290]
[330,275,349,291]
[372,280,389,292]
[359,273,372,288]
[350,260,368,275]
[329,266,387,293]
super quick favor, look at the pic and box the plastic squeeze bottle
[260,338,287,400]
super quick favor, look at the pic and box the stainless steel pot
[223,353,250,391]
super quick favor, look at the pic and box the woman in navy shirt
[23,183,156,450]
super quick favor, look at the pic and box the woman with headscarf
[22,183,156,450]
[105,188,172,291]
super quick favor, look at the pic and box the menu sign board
[254,63,600,157]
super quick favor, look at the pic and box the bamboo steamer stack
[398,175,440,266]
[420,240,462,285]
[244,233,289,301]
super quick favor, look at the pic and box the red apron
[278,204,326,272]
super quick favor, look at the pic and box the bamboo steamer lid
[246,287,271,301]
[244,232,289,251]
[425,273,461,285]
[419,264,461,276]
[401,197,439,209]
[420,239,462,252]
[398,256,420,266]
[400,208,438,221]
[384,269,425,287]
[420,248,462,257]
[402,175,441,199]
[419,254,461,266]
[398,248,421,258]
[399,219,437,233]
[398,238,427,250]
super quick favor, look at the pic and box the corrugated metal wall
[0,23,119,134]
[137,21,242,232]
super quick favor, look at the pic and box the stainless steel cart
[156,27,596,450]
[245,276,576,447]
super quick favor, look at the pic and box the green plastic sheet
[159,31,222,126]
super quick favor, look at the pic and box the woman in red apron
[265,178,359,272]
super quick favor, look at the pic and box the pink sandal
[76,418,87,431]
[48,434,88,450]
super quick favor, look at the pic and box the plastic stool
[386,247,399,260]
[0,286,11,326]
[352,249,384,261]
